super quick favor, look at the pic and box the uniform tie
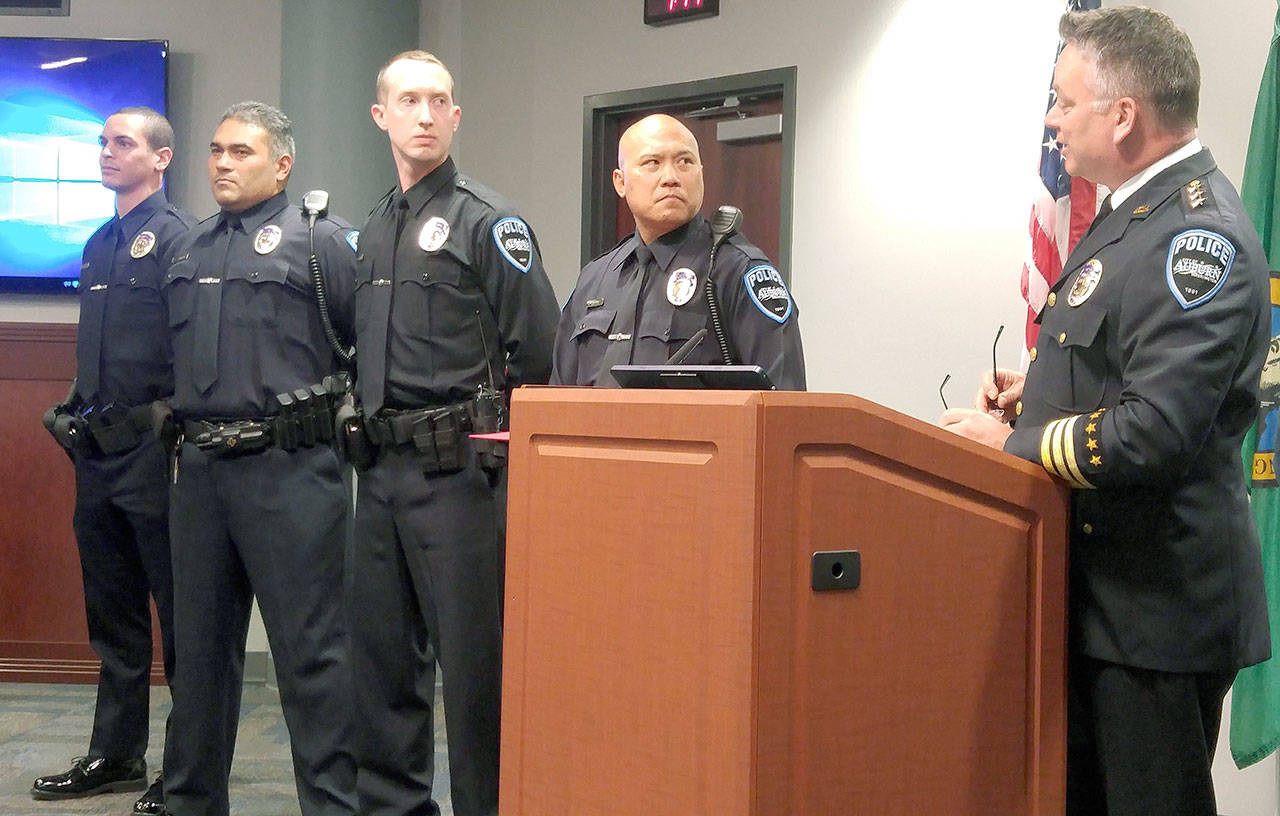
[1085,195,1113,237]
[359,195,409,414]
[595,245,653,387]
[75,220,123,402]
[192,214,239,393]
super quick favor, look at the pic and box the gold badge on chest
[1067,258,1103,306]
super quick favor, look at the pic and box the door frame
[581,66,797,278]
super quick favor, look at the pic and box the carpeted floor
[0,681,452,816]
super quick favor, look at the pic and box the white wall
[0,0,283,324]
[429,0,1280,812]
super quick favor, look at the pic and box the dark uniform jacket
[76,189,195,408]
[1005,148,1270,674]
[164,191,357,419]
[551,215,806,390]
[354,157,560,413]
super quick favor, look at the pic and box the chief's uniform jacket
[550,214,806,390]
[161,191,359,816]
[350,157,559,816]
[72,189,193,763]
[1005,149,1270,676]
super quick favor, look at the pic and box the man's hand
[974,368,1025,422]
[939,408,1014,449]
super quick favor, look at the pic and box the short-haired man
[349,51,559,816]
[942,8,1270,813]
[161,101,359,816]
[551,113,805,389]
[33,107,193,816]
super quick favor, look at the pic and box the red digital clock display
[644,0,720,26]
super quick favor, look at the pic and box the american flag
[1021,0,1102,358]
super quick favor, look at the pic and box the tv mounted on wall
[0,36,167,293]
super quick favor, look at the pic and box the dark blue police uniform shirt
[552,214,806,390]
[76,189,196,407]
[354,157,560,412]
[164,191,358,419]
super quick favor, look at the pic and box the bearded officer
[550,113,805,389]
[349,51,559,816]
[161,101,358,816]
[33,107,193,815]
[941,7,1269,814]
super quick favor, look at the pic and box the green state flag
[1231,3,1280,771]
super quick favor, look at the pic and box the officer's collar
[402,156,458,214]
[222,190,289,232]
[638,213,704,271]
[115,188,168,235]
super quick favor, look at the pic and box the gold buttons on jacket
[1082,523,1094,535]
[1015,401,1023,416]
[1047,292,1057,307]
[1029,348,1037,362]
[1058,332,1067,344]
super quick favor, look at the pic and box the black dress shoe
[134,772,164,814]
[30,755,147,800]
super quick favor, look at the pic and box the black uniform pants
[1067,654,1235,816]
[72,436,175,762]
[350,439,504,816]
[164,443,356,816]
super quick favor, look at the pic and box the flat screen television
[0,36,167,293]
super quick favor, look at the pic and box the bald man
[551,113,805,389]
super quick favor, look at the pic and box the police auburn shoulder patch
[743,264,792,324]
[492,216,533,273]
[1165,228,1234,310]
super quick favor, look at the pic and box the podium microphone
[665,328,708,365]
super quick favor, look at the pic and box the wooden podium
[499,388,1069,815]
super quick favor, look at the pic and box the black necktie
[192,214,239,393]
[76,220,122,401]
[359,196,409,414]
[595,245,653,387]
[1085,195,1113,237]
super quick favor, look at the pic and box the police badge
[492,217,533,272]
[419,217,450,252]
[666,267,697,306]
[1067,259,1103,307]
[130,231,156,259]
[254,225,282,255]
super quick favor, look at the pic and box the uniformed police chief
[32,108,194,816]
[551,113,805,389]
[941,7,1269,815]
[162,101,358,816]
[348,51,560,816]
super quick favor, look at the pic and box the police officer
[551,113,805,390]
[32,107,192,815]
[942,8,1269,814]
[161,101,358,816]
[349,51,559,816]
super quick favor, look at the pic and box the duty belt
[181,381,345,457]
[82,403,157,455]
[364,403,473,475]
[183,418,275,456]
[363,404,472,447]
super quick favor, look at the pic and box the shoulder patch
[743,264,793,324]
[345,230,359,253]
[492,216,533,273]
[1166,229,1234,310]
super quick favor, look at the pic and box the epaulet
[454,173,517,213]
[368,186,396,218]
[725,230,770,262]
[590,233,636,265]
[1181,176,1216,213]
